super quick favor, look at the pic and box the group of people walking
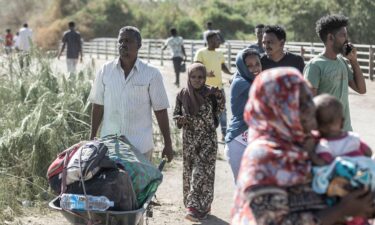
[1,23,32,55]
[83,13,372,224]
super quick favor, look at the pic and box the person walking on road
[4,29,14,55]
[194,31,233,141]
[88,26,174,163]
[304,14,366,131]
[261,25,305,73]
[225,48,261,182]
[18,23,33,68]
[58,21,83,73]
[174,63,225,222]
[162,28,187,87]
[248,24,265,54]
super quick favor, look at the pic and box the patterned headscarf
[231,67,314,224]
[177,63,218,116]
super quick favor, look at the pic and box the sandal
[185,212,200,222]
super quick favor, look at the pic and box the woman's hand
[316,188,375,225]
[337,188,375,218]
[212,88,223,98]
[174,115,189,128]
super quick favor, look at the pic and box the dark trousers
[172,57,183,85]
[19,52,31,68]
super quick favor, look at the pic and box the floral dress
[232,68,327,225]
[173,93,225,215]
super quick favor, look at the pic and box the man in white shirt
[88,26,174,162]
[18,23,33,68]
[18,23,32,52]
[162,28,186,87]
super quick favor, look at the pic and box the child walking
[173,63,225,222]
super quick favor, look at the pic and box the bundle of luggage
[46,135,163,211]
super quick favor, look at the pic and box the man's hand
[154,109,174,162]
[162,144,174,162]
[208,71,215,77]
[344,45,358,63]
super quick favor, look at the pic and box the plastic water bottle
[60,194,114,211]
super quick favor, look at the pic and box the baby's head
[313,94,344,137]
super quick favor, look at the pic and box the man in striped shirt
[89,26,174,162]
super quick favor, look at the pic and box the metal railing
[82,38,375,80]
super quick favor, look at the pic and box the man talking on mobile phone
[304,14,366,131]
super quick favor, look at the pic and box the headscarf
[177,63,218,116]
[234,48,255,83]
[226,48,256,142]
[232,67,314,224]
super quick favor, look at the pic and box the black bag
[180,62,186,73]
[66,169,138,211]
[66,141,117,185]
[209,95,219,128]
[48,141,117,194]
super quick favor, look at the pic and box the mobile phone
[344,43,353,56]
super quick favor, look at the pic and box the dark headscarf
[235,48,256,83]
[177,63,218,116]
[225,48,256,142]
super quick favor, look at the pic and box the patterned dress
[231,68,326,225]
[174,93,225,215]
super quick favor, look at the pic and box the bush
[0,49,94,221]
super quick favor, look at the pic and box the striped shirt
[316,131,369,163]
[88,57,170,153]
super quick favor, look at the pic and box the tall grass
[0,49,93,221]
[0,50,182,222]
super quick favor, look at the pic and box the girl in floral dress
[173,63,225,222]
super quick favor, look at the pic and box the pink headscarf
[232,67,314,224]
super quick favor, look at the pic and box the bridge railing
[82,38,374,80]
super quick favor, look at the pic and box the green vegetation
[0,50,94,221]
[0,50,183,222]
[1,0,373,50]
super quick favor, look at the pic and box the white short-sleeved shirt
[18,27,32,51]
[88,58,170,153]
[164,36,184,58]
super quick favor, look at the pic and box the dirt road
[17,57,375,225]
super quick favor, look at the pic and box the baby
[311,94,373,225]
[313,94,372,164]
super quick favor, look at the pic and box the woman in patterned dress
[173,63,225,222]
[231,67,375,225]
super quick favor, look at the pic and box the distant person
[261,25,305,73]
[13,32,19,51]
[304,14,366,131]
[248,24,265,54]
[173,63,225,222]
[203,21,214,45]
[194,31,233,141]
[4,29,14,54]
[203,21,224,46]
[18,23,32,52]
[225,48,261,182]
[18,23,33,68]
[162,28,187,87]
[58,21,83,73]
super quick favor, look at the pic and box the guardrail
[82,38,374,80]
